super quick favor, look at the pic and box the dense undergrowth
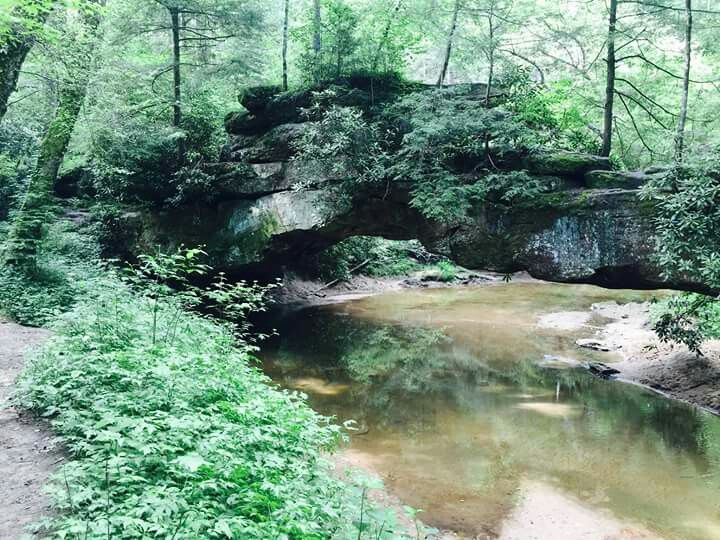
[315,236,460,283]
[1,223,429,539]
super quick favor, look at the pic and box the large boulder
[133,78,709,292]
[136,190,349,271]
[202,162,291,198]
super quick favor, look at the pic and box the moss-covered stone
[524,151,611,178]
[584,169,662,190]
[202,162,290,198]
[239,85,284,112]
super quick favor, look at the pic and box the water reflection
[260,284,720,539]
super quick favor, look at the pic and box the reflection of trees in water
[263,307,716,468]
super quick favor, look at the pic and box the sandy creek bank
[539,300,720,414]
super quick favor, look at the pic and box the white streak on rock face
[228,190,336,237]
[251,162,283,179]
[523,210,637,279]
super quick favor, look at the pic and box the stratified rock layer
[130,78,702,292]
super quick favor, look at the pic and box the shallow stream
[259,283,720,539]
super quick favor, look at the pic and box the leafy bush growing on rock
[642,156,720,350]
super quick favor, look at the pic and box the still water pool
[259,283,720,539]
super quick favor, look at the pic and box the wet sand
[541,300,720,414]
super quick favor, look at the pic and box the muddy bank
[542,300,720,414]
[0,320,60,539]
[273,271,534,308]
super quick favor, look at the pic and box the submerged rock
[576,339,618,352]
[585,361,622,378]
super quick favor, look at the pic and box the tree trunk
[437,0,461,88]
[4,1,103,268]
[600,0,618,157]
[313,0,322,83]
[282,0,290,90]
[483,8,495,160]
[0,1,55,124]
[484,12,495,108]
[371,0,403,73]
[675,0,692,162]
[169,6,185,164]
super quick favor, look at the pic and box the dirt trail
[0,320,59,539]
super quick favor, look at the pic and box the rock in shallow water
[576,339,618,352]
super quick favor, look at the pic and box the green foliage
[0,221,101,326]
[341,326,450,384]
[501,73,599,153]
[316,237,427,281]
[384,89,551,222]
[293,85,564,224]
[293,90,389,196]
[641,158,720,285]
[425,260,458,283]
[641,156,720,350]
[7,235,425,539]
[15,280,346,538]
[294,0,417,84]
[650,294,720,354]
[89,90,225,205]
[0,152,26,220]
[0,264,75,326]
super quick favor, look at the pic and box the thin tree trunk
[169,6,185,164]
[313,0,322,83]
[282,0,290,90]
[437,0,461,88]
[600,0,618,157]
[0,1,55,123]
[4,1,103,267]
[484,12,495,108]
[371,0,403,73]
[483,8,495,160]
[675,0,692,162]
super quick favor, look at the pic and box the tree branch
[615,89,669,129]
[616,77,679,117]
[617,92,655,155]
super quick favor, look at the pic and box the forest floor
[541,300,720,414]
[0,320,60,540]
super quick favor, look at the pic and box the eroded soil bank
[272,271,535,308]
[542,300,720,414]
[0,321,60,539]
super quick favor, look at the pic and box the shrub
[316,237,432,281]
[433,260,459,283]
[16,278,350,538]
[0,222,101,326]
[641,156,720,350]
